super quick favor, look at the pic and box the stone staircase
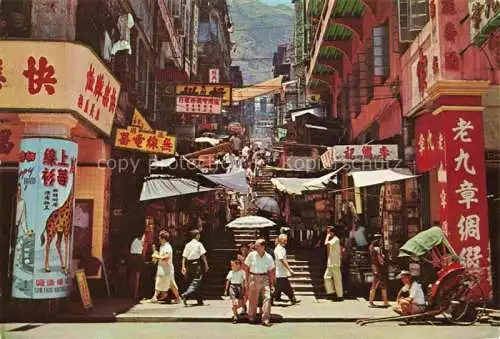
[253,168,276,198]
[203,228,326,299]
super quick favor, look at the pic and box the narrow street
[2,323,498,339]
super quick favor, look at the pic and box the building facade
[0,0,201,316]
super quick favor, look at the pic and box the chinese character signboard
[415,109,491,298]
[176,95,222,114]
[13,138,78,299]
[332,145,398,162]
[209,68,220,83]
[443,110,491,297]
[469,0,500,46]
[114,126,176,155]
[0,41,120,136]
[131,109,153,132]
[175,83,232,106]
[191,5,199,75]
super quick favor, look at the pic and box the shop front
[0,41,120,314]
[400,0,498,300]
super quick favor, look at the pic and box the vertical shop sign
[191,4,199,75]
[443,111,491,297]
[12,138,78,299]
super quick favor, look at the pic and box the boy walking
[224,260,246,323]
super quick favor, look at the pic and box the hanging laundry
[111,13,134,55]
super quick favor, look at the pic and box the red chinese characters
[343,146,355,160]
[444,22,457,42]
[19,151,36,162]
[441,0,457,15]
[40,147,75,187]
[0,58,7,89]
[23,56,57,95]
[118,131,131,145]
[416,49,428,95]
[0,129,14,154]
[443,111,490,296]
[161,138,173,153]
[77,64,118,122]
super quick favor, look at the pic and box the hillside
[228,0,294,84]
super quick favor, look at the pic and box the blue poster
[12,138,78,299]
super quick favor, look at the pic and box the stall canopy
[202,170,249,194]
[140,175,214,201]
[349,168,417,188]
[270,168,343,195]
[232,76,283,102]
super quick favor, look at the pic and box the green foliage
[229,0,293,84]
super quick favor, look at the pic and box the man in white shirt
[244,238,275,326]
[181,229,209,306]
[394,270,426,315]
[273,234,299,305]
[323,226,343,301]
[129,232,144,298]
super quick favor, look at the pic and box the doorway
[0,169,18,318]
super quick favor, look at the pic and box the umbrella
[254,197,280,214]
[226,216,276,229]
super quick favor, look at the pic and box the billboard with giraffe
[12,138,78,299]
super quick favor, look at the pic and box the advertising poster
[12,138,78,299]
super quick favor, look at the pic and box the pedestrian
[393,270,425,315]
[148,230,180,303]
[129,231,144,298]
[323,226,343,301]
[273,234,300,305]
[229,132,242,153]
[181,229,209,306]
[368,234,389,308]
[224,259,246,323]
[237,244,250,313]
[244,239,275,327]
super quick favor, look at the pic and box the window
[373,24,390,79]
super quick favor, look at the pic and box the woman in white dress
[149,230,179,303]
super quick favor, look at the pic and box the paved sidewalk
[115,297,396,323]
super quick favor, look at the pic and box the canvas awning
[270,168,343,195]
[140,175,214,201]
[202,170,249,194]
[349,168,417,188]
[232,76,283,102]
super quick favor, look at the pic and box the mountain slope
[228,0,294,84]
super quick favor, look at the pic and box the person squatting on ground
[273,234,300,305]
[244,238,275,326]
[369,234,389,308]
[181,229,209,306]
[394,270,426,315]
[224,259,246,323]
[323,226,343,302]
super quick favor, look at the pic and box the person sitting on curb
[393,270,426,315]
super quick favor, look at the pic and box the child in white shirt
[224,259,246,323]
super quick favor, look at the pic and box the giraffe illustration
[40,189,74,273]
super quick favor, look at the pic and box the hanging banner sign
[320,148,335,168]
[176,95,222,114]
[12,138,78,299]
[131,109,153,132]
[114,126,176,155]
[75,269,93,309]
[175,83,232,106]
[332,145,399,162]
[209,68,220,84]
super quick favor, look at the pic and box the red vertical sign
[442,110,491,297]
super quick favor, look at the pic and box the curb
[114,316,371,323]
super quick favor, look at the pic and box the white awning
[271,167,343,195]
[349,168,417,188]
[140,175,213,201]
[202,170,249,194]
